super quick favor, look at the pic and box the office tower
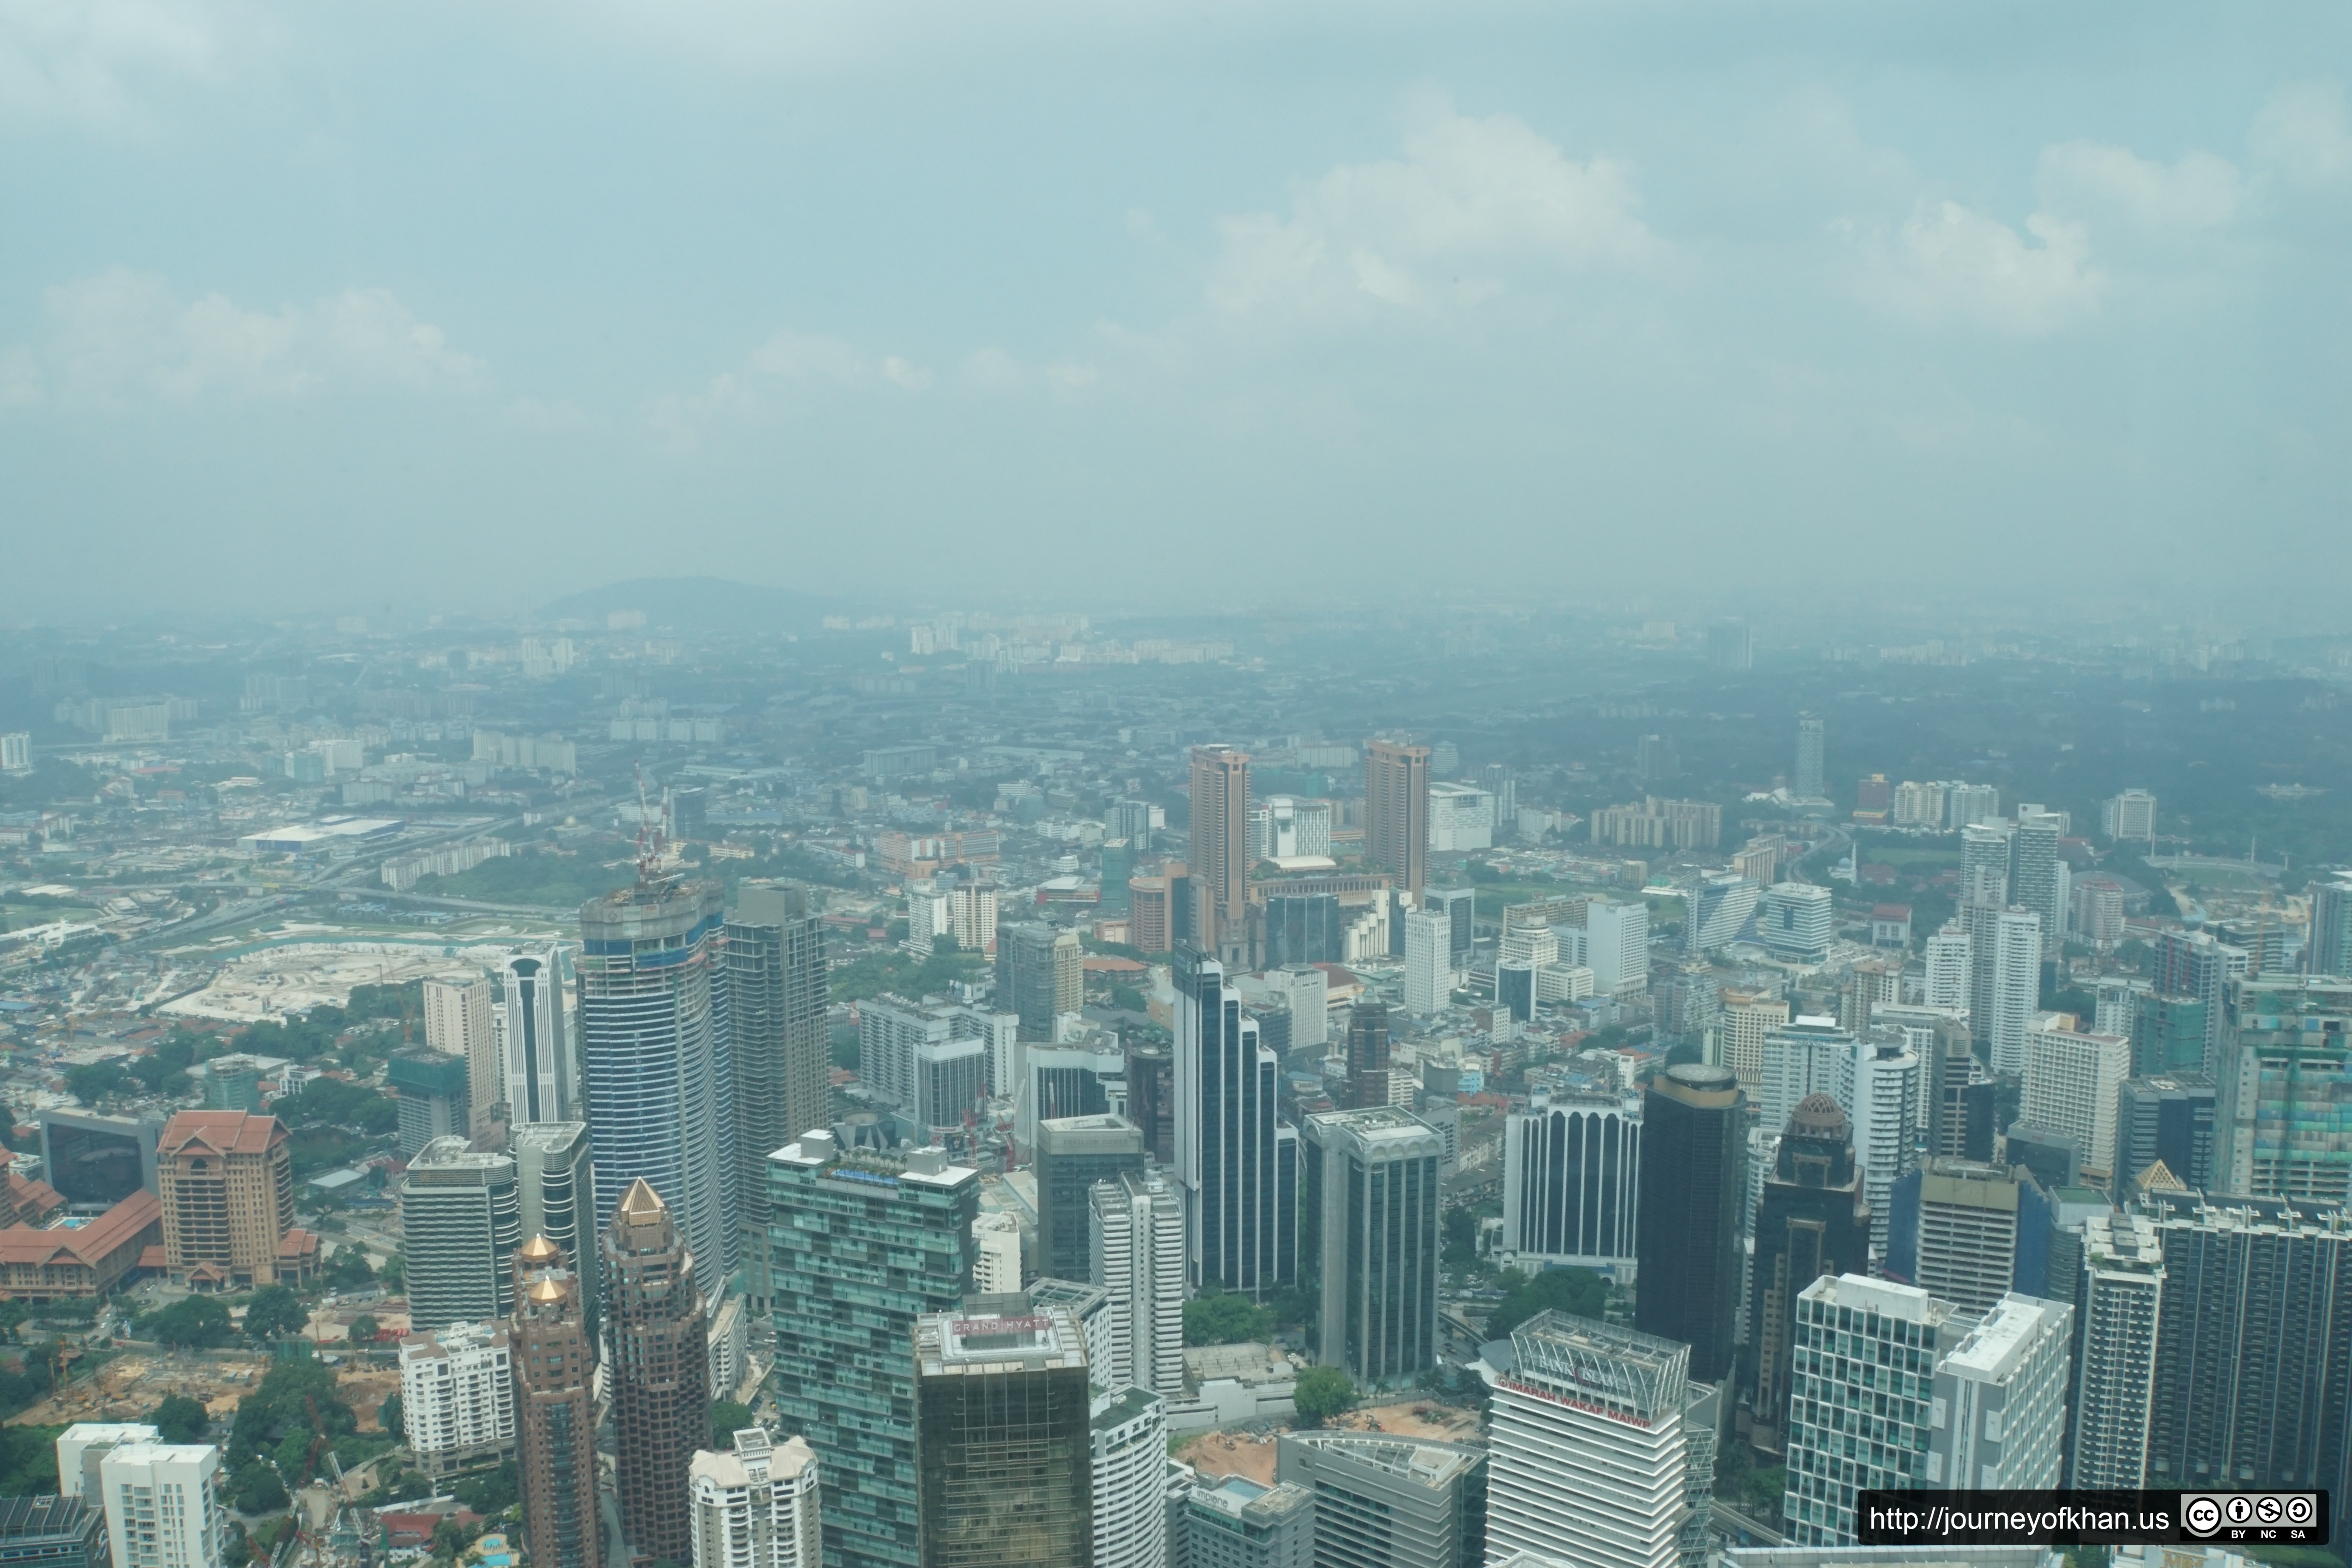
[770,1134,977,1568]
[1038,1116,1145,1283]
[1426,782,1496,852]
[1902,1159,2031,1315]
[1127,876,1172,953]
[2311,874,2352,977]
[1685,875,1759,954]
[1334,1000,1385,1111]
[690,1429,821,1568]
[2070,1212,2164,1489]
[911,1035,986,1133]
[398,1321,515,1477]
[1424,886,1475,967]
[401,1137,521,1331]
[96,1445,221,1568]
[1363,739,1430,900]
[1582,899,1649,995]
[2219,975,2352,1206]
[1402,909,1450,1017]
[55,1425,157,1502]
[1190,745,1253,966]
[1923,923,1970,1013]
[1719,989,1790,1096]
[2021,1016,2132,1182]
[1748,1097,1870,1452]
[2134,993,2209,1076]
[1760,1015,1861,1140]
[156,1110,304,1292]
[0,1497,101,1568]
[1276,1432,1487,1568]
[2095,976,2146,1040]
[1503,1092,1640,1275]
[1758,884,1833,964]
[1780,1275,1947,1544]
[1636,1065,1743,1381]
[605,1181,709,1566]
[1927,1292,2071,1492]
[1089,1171,1184,1397]
[2003,1123,2078,1191]
[1916,1016,1986,1160]
[2097,787,2155,843]
[1487,1313,1694,1568]
[1174,948,1295,1297]
[1634,733,1678,788]
[1262,964,1328,1054]
[1706,619,1753,671]
[424,974,499,1134]
[509,1121,593,1284]
[2114,1075,2215,1199]
[997,922,1083,1042]
[1179,1475,1312,1568]
[1300,1108,1442,1387]
[1110,799,1153,852]
[2145,1196,2352,1534]
[2007,810,2063,960]
[1099,841,1136,915]
[387,1048,469,1157]
[578,875,730,1279]
[2152,928,2247,1073]
[1123,1040,1175,1165]
[1959,823,2011,1038]
[1981,909,2041,1075]
[912,1307,1094,1568]
[725,881,828,1275]
[500,947,576,1123]
[1090,1388,1168,1568]
[1793,714,1825,800]
[514,1236,600,1568]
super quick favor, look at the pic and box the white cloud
[2,268,483,408]
[744,329,864,382]
[1862,201,2104,335]
[0,0,265,135]
[879,355,933,391]
[2251,81,2352,189]
[2036,141,2242,230]
[1205,101,1656,322]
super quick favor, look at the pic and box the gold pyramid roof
[2134,1159,2187,1193]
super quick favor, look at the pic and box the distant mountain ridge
[539,576,853,633]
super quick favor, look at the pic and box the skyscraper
[1122,1040,1175,1165]
[1089,1170,1185,1398]
[769,1134,978,1568]
[1920,1015,1990,1160]
[388,1049,470,1157]
[2070,1211,2164,1489]
[1685,875,1760,954]
[1189,745,1253,965]
[1036,1115,1144,1284]
[513,1235,601,1568]
[510,1121,595,1329]
[155,1110,297,1290]
[690,1429,821,1568]
[1757,1015,1854,1137]
[2151,928,2247,1074]
[605,1179,710,1568]
[997,923,1083,1042]
[1174,947,1296,1297]
[1924,922,1970,1013]
[1986,909,2042,1075]
[1502,1091,1640,1277]
[2114,1074,2216,1199]
[1363,739,1430,901]
[1636,1064,1744,1382]
[423,974,499,1135]
[724,881,828,1285]
[96,1445,222,1568]
[1779,1274,1949,1545]
[2219,975,2352,1207]
[1275,1431,1488,1568]
[1793,714,1825,800]
[2021,1015,2132,1183]
[402,1139,521,1331]
[1748,1096,1870,1452]
[1757,884,1832,964]
[501,946,577,1123]
[577,875,732,1279]
[2310,874,2352,977]
[1708,620,1752,671]
[1089,1388,1168,1568]
[1900,1158,2032,1315]
[913,1307,1094,1568]
[1301,1107,1442,1387]
[1849,1034,1918,1257]
[2009,809,2063,958]
[1342,1000,1392,1111]
[1928,1291,2072,1494]
[1402,908,1451,1017]
[398,1322,515,1478]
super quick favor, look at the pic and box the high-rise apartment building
[1983,909,2041,1075]
[0,1496,102,1568]
[1486,1313,1696,1568]
[1708,620,1752,671]
[1190,746,1253,965]
[724,881,828,1284]
[2007,810,2063,961]
[689,1428,821,1568]
[500,947,576,1123]
[1036,1115,1144,1284]
[398,1321,515,1477]
[388,1049,470,1158]
[1402,909,1451,1017]
[1275,1431,1487,1568]
[1779,1274,1949,1545]
[2135,993,2210,1077]
[1089,1388,1168,1568]
[913,1307,1094,1568]
[2070,1211,2165,1489]
[1719,989,1790,1096]
[2021,1015,2132,1183]
[997,923,1083,1042]
[509,1121,594,1315]
[56,1424,157,1502]
[1793,715,1825,800]
[1363,740,1430,901]
[1300,1107,1442,1387]
[402,1137,521,1331]
[577,875,732,1279]
[513,1235,601,1568]
[0,733,28,774]
[1927,1292,2072,1493]
[1636,1065,1743,1382]
[1757,1016,1854,1138]
[768,1134,978,1568]
[424,974,499,1135]
[1582,898,1650,996]
[1685,875,1760,954]
[96,1445,221,1568]
[1748,1096,1870,1452]
[1502,1092,1640,1276]
[2151,929,2247,1074]
[1898,1159,2031,1315]
[2101,788,2157,844]
[1089,1170,1185,1398]
[2219,975,2352,1207]
[1174,948,1296,1297]
[1425,886,1476,967]
[2114,1074,2215,1200]
[606,1180,710,1568]
[2311,874,2352,977]
[154,1111,297,1290]
[1758,884,1833,964]
[1850,1035,1918,1257]
[1924,923,1971,1014]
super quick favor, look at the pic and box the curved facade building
[1503,1093,1640,1278]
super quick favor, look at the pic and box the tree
[452,1460,517,1516]
[242,1285,309,1343]
[229,1359,354,1468]
[1487,1266,1608,1339]
[710,1400,756,1448]
[1183,1292,1267,1347]
[349,1315,380,1345]
[378,1254,405,1292]
[150,1394,211,1444]
[1292,1367,1356,1427]
[378,1392,402,1435]
[65,1061,131,1106]
[146,1296,234,1349]
[231,1459,288,1515]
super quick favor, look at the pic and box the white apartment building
[423,974,498,1135]
[1090,1387,1169,1568]
[1758,1017,1855,1136]
[1987,909,2043,1076]
[399,1322,516,1477]
[2021,1014,2133,1181]
[1759,884,1834,964]
[1849,1036,1919,1260]
[1090,1170,1186,1398]
[2102,789,2157,843]
[1426,783,1495,852]
[1720,990,1790,1096]
[1924,924,1972,1015]
[99,1443,222,1568]
[0,733,30,774]
[972,1211,1023,1296]
[689,1428,821,1568]
[2070,1212,2165,1490]
[1403,909,1452,1017]
[1584,900,1650,997]
[55,1424,159,1501]
[1927,1293,2072,1492]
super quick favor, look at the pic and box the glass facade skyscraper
[1300,1106,1442,1387]
[1175,946,1296,1298]
[912,1307,1094,1568]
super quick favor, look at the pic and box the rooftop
[158,1110,284,1158]
[1942,1293,2062,1380]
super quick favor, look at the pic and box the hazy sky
[3,2,2347,619]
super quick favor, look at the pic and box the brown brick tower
[604,1179,708,1565]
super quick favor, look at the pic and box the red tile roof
[1871,904,1913,921]
[0,1189,161,1268]
[158,1110,286,1157]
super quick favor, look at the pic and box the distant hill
[539,577,852,633]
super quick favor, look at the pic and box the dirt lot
[338,1368,401,1433]
[1176,1429,1282,1485]
[6,1351,270,1427]
[1328,1400,1483,1441]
